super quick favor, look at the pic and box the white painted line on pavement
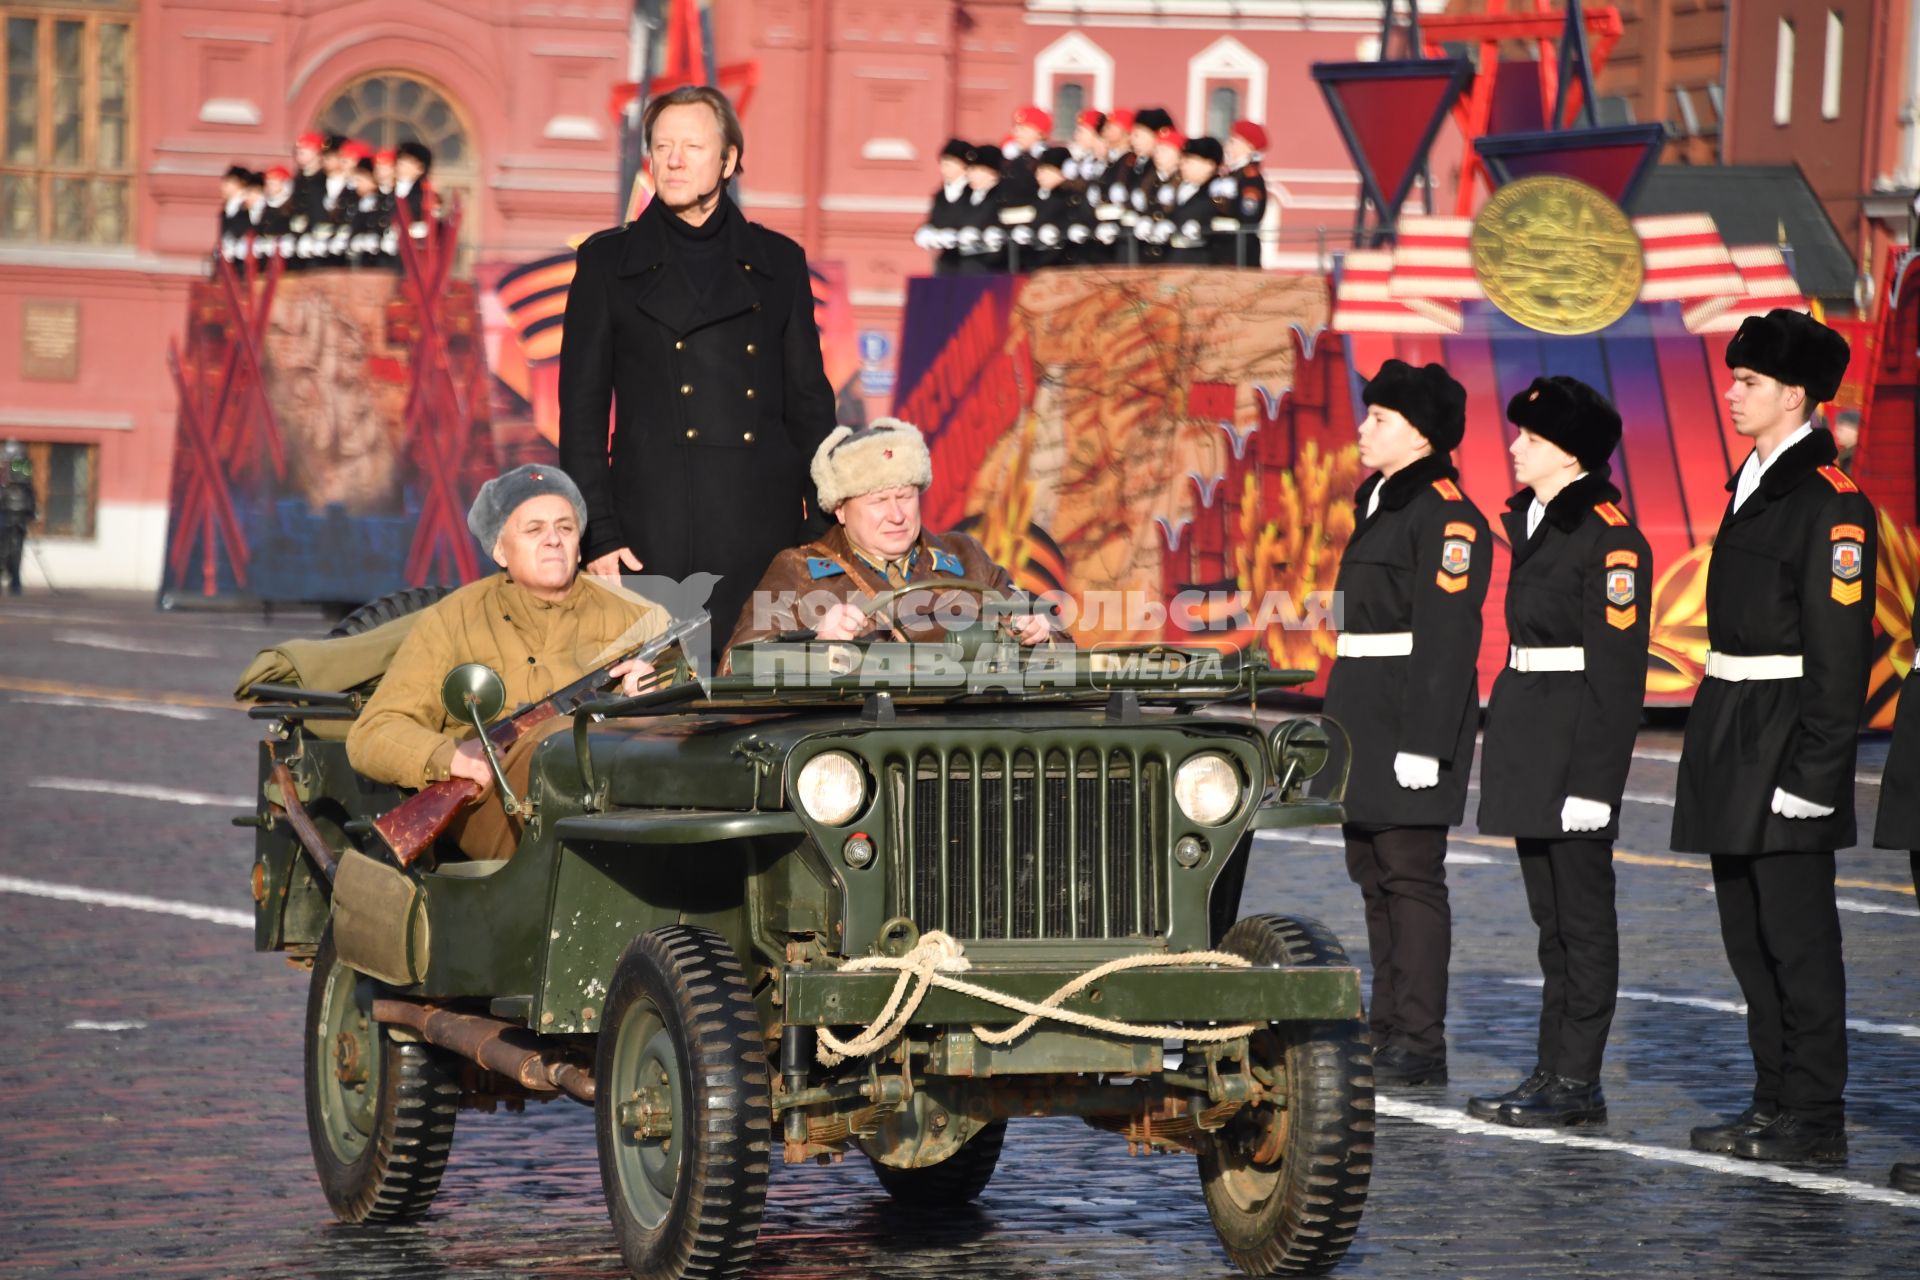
[69,1020,146,1032]
[1835,895,1920,918]
[0,875,250,929]
[1255,832,1498,865]
[1377,1097,1920,1210]
[10,692,218,722]
[54,630,217,658]
[31,776,252,808]
[1501,977,1920,1039]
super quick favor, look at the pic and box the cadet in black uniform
[1875,687,1920,1193]
[218,164,253,259]
[1672,308,1870,1166]
[1014,147,1093,269]
[1067,109,1109,190]
[1317,360,1491,1086]
[914,138,972,276]
[1164,136,1226,265]
[953,146,1008,274]
[1471,377,1651,1127]
[1219,120,1269,267]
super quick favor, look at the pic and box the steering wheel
[851,577,1006,643]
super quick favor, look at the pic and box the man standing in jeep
[559,85,837,659]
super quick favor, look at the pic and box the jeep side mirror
[439,663,520,813]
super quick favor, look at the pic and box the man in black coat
[1315,360,1490,1086]
[1472,377,1651,1127]
[913,138,972,276]
[1672,308,1871,1166]
[951,147,1010,275]
[558,85,838,659]
[1164,136,1228,266]
[1871,634,1920,1193]
[1011,147,1093,270]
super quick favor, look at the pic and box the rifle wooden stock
[373,698,555,866]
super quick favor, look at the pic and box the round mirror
[440,663,507,725]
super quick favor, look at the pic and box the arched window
[1052,82,1086,137]
[1207,86,1241,142]
[317,72,477,262]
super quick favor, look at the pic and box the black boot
[1492,1074,1606,1128]
[1731,1112,1847,1165]
[1372,1044,1448,1087]
[1467,1067,1550,1121]
[1689,1104,1778,1154]
[1892,1163,1920,1193]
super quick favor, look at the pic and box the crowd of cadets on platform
[916,105,1269,273]
[217,131,439,268]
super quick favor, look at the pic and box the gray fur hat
[811,418,934,513]
[467,463,587,550]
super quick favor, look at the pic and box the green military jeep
[246,587,1372,1279]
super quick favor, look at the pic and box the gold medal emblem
[1469,176,1644,336]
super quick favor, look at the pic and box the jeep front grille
[884,747,1169,940]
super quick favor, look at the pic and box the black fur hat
[965,145,1003,174]
[223,163,252,184]
[940,137,971,163]
[1362,359,1468,453]
[1037,146,1072,171]
[396,139,433,172]
[1133,107,1174,134]
[1505,375,1622,470]
[1724,308,1851,405]
[1182,136,1224,164]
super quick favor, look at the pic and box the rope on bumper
[813,930,1258,1067]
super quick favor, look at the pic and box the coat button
[526,656,536,666]
[680,383,692,395]
[745,343,756,355]
[674,340,684,351]
[686,428,699,440]
[743,431,755,443]
[745,388,755,399]
[743,263,752,271]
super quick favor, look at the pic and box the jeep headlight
[797,751,866,826]
[1174,752,1240,826]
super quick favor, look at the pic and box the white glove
[1560,796,1612,833]
[982,226,1006,250]
[913,226,940,250]
[1095,221,1120,245]
[957,226,981,250]
[1770,787,1836,819]
[1038,223,1061,246]
[1010,225,1033,246]
[937,228,959,250]
[1393,752,1440,790]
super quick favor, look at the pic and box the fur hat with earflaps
[1362,359,1469,453]
[1505,375,1622,472]
[811,418,934,514]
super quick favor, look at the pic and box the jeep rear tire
[1198,914,1373,1276]
[595,925,772,1280]
[327,585,456,639]
[304,927,459,1223]
[869,1119,1008,1206]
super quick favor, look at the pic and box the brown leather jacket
[724,524,1027,657]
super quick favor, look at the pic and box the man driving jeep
[723,417,1055,659]
[347,464,668,860]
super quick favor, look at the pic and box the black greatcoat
[1874,676,1920,850]
[1671,429,1876,855]
[1477,473,1652,840]
[557,195,838,644]
[1315,453,1491,827]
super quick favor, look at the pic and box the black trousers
[1,525,23,594]
[1709,852,1847,1126]
[1343,824,1450,1057]
[1516,837,1619,1081]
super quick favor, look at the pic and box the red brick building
[0,0,1447,592]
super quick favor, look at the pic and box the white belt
[1336,632,1413,658]
[1704,651,1804,681]
[1508,645,1586,673]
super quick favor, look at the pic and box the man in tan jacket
[724,417,1054,658]
[348,464,668,860]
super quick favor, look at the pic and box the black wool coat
[1314,453,1491,828]
[557,195,838,644]
[1875,675,1920,851]
[1477,473,1652,840]
[1670,429,1876,855]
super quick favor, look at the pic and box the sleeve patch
[1831,540,1864,582]
[1593,501,1628,527]
[1831,522,1866,542]
[931,548,965,576]
[1606,567,1636,606]
[1832,579,1864,606]
[1436,537,1472,590]
[1443,520,1478,541]
[1606,605,1637,630]
[806,557,846,580]
[1817,465,1859,493]
[1431,478,1464,501]
[1605,548,1640,569]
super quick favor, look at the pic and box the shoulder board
[931,548,965,577]
[577,224,626,250]
[1593,501,1629,527]
[1817,465,1859,494]
[1430,478,1463,501]
[805,557,846,580]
